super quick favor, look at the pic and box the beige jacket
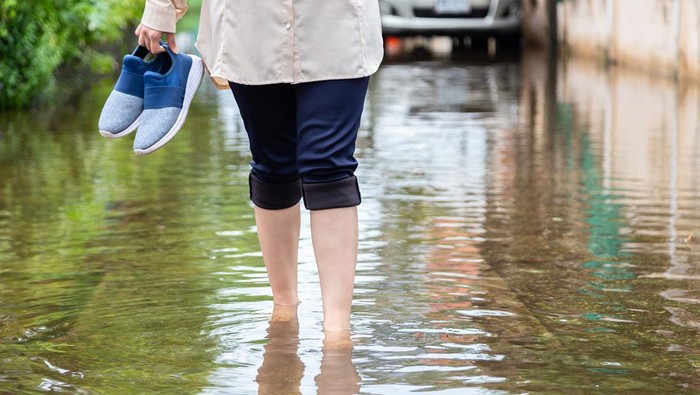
[141,0,384,89]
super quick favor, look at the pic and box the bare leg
[255,203,301,306]
[310,206,359,332]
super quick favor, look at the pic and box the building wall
[614,0,678,73]
[557,0,610,60]
[522,0,553,48]
[551,0,700,81]
[679,1,700,79]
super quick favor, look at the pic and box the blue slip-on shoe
[133,44,204,155]
[98,46,161,139]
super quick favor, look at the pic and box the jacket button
[285,23,292,30]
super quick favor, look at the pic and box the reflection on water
[1,46,700,393]
[256,307,304,395]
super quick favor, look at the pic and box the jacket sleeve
[141,0,189,33]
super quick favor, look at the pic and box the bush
[0,0,143,109]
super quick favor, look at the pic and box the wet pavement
[1,46,699,394]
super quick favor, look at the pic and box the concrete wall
[680,1,700,78]
[554,0,700,81]
[522,0,555,48]
[557,0,613,60]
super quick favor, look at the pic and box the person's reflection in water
[256,305,304,395]
[315,331,361,395]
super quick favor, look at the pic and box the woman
[136,0,384,332]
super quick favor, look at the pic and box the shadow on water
[1,42,700,393]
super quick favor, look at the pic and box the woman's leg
[230,82,302,306]
[255,204,301,306]
[310,206,358,331]
[295,77,370,331]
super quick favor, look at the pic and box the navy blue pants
[230,77,370,210]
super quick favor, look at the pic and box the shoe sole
[133,54,205,155]
[99,112,142,139]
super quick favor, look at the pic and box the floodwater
[1,46,700,394]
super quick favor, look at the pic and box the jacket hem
[207,63,381,87]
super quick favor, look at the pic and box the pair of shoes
[98,44,204,155]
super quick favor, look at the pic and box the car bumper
[382,15,521,36]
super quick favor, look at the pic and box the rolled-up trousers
[229,77,369,210]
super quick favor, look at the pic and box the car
[379,0,523,45]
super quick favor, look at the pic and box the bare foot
[322,329,353,350]
[271,303,299,322]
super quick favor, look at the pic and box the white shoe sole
[99,112,142,139]
[133,54,204,155]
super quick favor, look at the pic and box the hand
[135,23,179,54]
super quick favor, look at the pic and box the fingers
[166,33,178,54]
[134,23,166,54]
[136,23,147,49]
[149,33,165,54]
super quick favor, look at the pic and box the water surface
[1,48,699,394]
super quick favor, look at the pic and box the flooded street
[1,48,699,393]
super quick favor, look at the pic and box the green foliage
[0,0,143,109]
